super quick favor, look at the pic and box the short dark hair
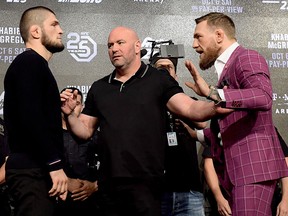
[195,12,236,40]
[60,87,83,103]
[20,6,55,43]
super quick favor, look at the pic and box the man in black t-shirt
[60,26,231,216]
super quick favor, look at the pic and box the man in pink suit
[185,12,288,215]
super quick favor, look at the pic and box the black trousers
[55,192,100,216]
[6,168,56,216]
[0,184,11,216]
[99,177,163,216]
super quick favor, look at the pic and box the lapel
[217,46,244,88]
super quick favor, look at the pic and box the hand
[276,191,288,216]
[71,180,98,201]
[276,197,288,216]
[48,169,68,201]
[216,196,232,216]
[68,178,82,192]
[184,60,210,97]
[60,89,78,115]
[174,118,186,131]
[177,120,198,139]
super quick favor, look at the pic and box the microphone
[140,49,147,58]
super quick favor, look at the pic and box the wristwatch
[206,85,222,105]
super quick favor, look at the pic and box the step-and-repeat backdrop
[0,0,288,141]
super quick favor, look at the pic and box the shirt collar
[214,42,239,79]
[108,61,148,84]
[217,42,239,64]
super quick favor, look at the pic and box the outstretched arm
[167,92,233,123]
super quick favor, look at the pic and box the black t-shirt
[163,113,203,192]
[62,129,99,181]
[82,62,183,179]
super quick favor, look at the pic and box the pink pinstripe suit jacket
[206,45,288,187]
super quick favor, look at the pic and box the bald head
[108,26,139,43]
[107,26,141,73]
[20,6,55,43]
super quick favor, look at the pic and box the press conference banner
[0,0,288,140]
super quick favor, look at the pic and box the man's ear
[30,25,41,39]
[215,29,225,44]
[135,40,141,56]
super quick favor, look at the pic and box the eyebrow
[107,39,125,47]
[194,33,201,38]
[51,20,60,26]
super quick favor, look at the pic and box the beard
[41,31,65,54]
[199,44,220,70]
